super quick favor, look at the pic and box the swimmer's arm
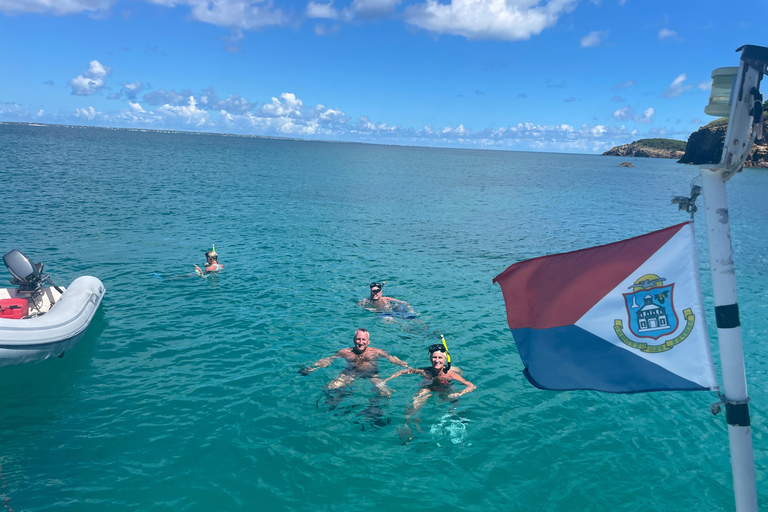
[390,298,414,311]
[382,368,421,384]
[299,350,344,375]
[378,349,408,368]
[447,372,476,399]
[194,265,204,275]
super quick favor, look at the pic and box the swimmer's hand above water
[374,381,394,396]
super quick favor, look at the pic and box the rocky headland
[678,118,768,168]
[602,138,686,159]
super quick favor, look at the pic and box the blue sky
[1,0,765,153]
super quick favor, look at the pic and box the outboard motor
[3,249,63,296]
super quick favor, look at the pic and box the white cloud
[613,105,654,123]
[658,28,677,40]
[75,106,100,120]
[129,102,146,113]
[306,0,338,18]
[109,81,145,101]
[69,60,112,96]
[698,80,712,91]
[580,30,608,48]
[122,82,144,98]
[147,0,287,30]
[260,93,303,117]
[635,107,654,124]
[0,0,114,15]
[156,96,211,127]
[349,0,400,19]
[613,105,632,121]
[404,0,576,42]
[0,103,29,119]
[663,73,693,98]
[144,89,191,106]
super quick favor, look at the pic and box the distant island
[602,138,686,159]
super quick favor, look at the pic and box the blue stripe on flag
[511,325,708,393]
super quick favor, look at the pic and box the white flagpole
[701,168,757,512]
[700,45,767,512]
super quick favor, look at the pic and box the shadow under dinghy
[0,249,106,367]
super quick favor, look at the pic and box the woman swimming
[382,342,475,440]
[195,248,223,275]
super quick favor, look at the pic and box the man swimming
[299,328,408,393]
[358,282,416,318]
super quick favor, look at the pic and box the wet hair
[353,328,369,340]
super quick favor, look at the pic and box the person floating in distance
[195,246,223,275]
[358,282,416,319]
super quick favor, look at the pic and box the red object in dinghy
[0,299,29,319]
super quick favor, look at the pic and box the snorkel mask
[370,281,384,296]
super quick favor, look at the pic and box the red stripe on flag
[493,223,687,330]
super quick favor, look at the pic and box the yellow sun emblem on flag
[630,274,666,292]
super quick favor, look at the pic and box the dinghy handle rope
[711,394,751,427]
[671,177,702,220]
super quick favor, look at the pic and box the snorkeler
[382,337,475,440]
[194,245,223,275]
[358,282,416,318]
[299,328,409,394]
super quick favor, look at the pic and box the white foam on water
[429,413,471,446]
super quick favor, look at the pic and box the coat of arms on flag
[493,222,717,394]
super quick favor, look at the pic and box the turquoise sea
[0,122,766,511]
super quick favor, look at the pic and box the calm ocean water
[0,122,766,511]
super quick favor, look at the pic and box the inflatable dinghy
[0,250,105,367]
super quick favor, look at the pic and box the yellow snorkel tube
[440,334,452,373]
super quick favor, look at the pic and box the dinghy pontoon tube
[0,250,105,367]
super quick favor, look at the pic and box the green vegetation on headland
[602,139,686,159]
[706,117,729,127]
[632,138,687,151]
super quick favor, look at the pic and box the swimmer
[382,341,475,441]
[358,282,415,318]
[194,246,223,275]
[299,328,409,397]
